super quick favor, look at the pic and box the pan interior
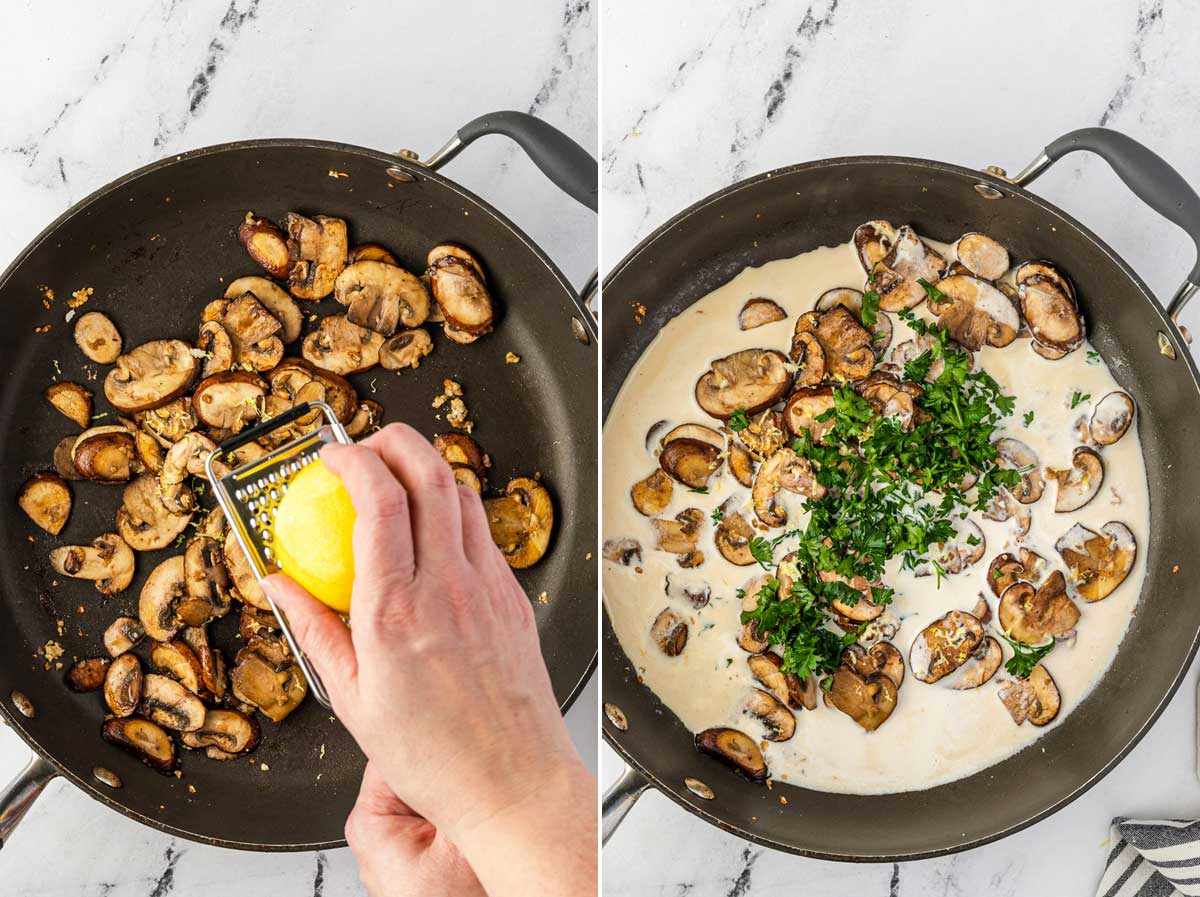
[601,158,1200,859]
[0,141,596,849]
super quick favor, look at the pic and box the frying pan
[601,128,1200,860]
[0,111,597,851]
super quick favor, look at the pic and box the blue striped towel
[1098,818,1200,896]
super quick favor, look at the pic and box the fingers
[355,761,418,820]
[362,424,464,563]
[262,573,357,709]
[457,485,499,567]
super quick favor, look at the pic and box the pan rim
[600,153,1200,861]
[0,137,596,852]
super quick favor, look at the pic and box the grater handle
[215,402,322,453]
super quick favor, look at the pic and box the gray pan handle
[601,763,651,845]
[0,755,57,848]
[1010,127,1200,323]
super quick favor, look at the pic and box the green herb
[861,289,881,327]
[1069,391,1091,409]
[728,408,750,432]
[688,486,709,494]
[710,506,724,524]
[1000,634,1054,679]
[724,658,733,667]
[1086,350,1100,364]
[1023,410,1035,427]
[749,535,775,568]
[917,278,947,304]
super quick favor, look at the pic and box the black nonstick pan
[0,111,597,851]
[601,128,1200,860]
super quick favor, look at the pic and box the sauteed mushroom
[714,510,756,566]
[842,642,904,688]
[631,469,674,516]
[104,616,145,657]
[873,226,947,311]
[53,435,83,480]
[224,276,304,345]
[45,381,92,428]
[1088,391,1135,445]
[942,637,1002,690]
[380,328,434,370]
[983,487,1031,537]
[650,608,688,656]
[116,474,192,551]
[102,716,175,772]
[783,386,836,442]
[735,409,786,460]
[206,293,284,371]
[825,663,898,731]
[736,578,770,653]
[196,321,234,377]
[744,688,796,741]
[727,443,755,487]
[484,477,554,569]
[72,426,137,482]
[659,423,724,449]
[738,298,787,330]
[139,555,187,641]
[747,651,816,710]
[790,307,874,384]
[238,213,291,279]
[180,709,261,759]
[103,653,143,717]
[345,399,384,439]
[752,447,824,527]
[856,371,919,429]
[995,437,1045,504]
[909,610,984,683]
[998,665,1060,726]
[139,673,205,731]
[74,311,123,364]
[954,233,1010,280]
[18,472,71,534]
[230,635,307,722]
[987,549,1046,597]
[928,275,1020,350]
[1018,269,1084,355]
[104,339,198,413]
[150,639,206,695]
[694,349,791,419]
[427,243,495,341]
[223,531,269,610]
[191,371,266,433]
[1048,446,1104,512]
[1055,521,1136,602]
[999,571,1079,643]
[659,438,721,489]
[65,657,110,693]
[348,243,399,266]
[694,727,768,782]
[283,212,348,300]
[853,220,896,272]
[335,260,431,336]
[136,398,198,445]
[302,315,384,375]
[49,533,135,595]
[602,538,642,567]
[651,507,704,560]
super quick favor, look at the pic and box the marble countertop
[0,1,596,894]
[601,0,1200,895]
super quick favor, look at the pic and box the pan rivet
[1158,331,1178,359]
[974,183,1004,200]
[603,702,628,731]
[10,690,34,718]
[684,777,714,800]
[983,165,1008,178]
[386,166,416,184]
[93,766,122,789]
[571,317,590,345]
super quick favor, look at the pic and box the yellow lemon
[272,459,355,613]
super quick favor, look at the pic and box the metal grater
[204,401,352,710]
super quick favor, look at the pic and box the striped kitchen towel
[1097,818,1200,896]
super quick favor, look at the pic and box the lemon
[272,459,356,613]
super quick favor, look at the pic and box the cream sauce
[602,236,1150,794]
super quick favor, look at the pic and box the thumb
[262,573,358,709]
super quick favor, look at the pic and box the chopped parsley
[1086,350,1100,364]
[917,278,947,304]
[710,505,724,524]
[688,486,709,494]
[728,408,750,432]
[749,535,775,568]
[1000,634,1054,679]
[860,289,881,327]
[1023,410,1035,427]
[1069,391,1091,409]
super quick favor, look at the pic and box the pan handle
[0,754,57,848]
[1009,128,1200,324]
[601,762,651,845]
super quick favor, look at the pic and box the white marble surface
[0,1,596,894]
[601,0,1200,894]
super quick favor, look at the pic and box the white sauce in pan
[603,236,1150,794]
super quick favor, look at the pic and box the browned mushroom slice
[747,651,815,710]
[150,640,206,695]
[727,443,755,487]
[190,371,266,433]
[71,426,136,482]
[659,438,721,489]
[116,474,192,551]
[216,293,285,370]
[301,315,384,375]
[631,469,674,516]
[998,664,1060,726]
[853,220,896,273]
[104,653,143,717]
[983,488,1031,537]
[73,310,123,364]
[752,447,824,527]
[694,727,768,782]
[603,538,642,566]
[791,307,875,384]
[138,555,186,641]
[1088,391,1135,445]
[856,371,920,429]
[345,399,384,439]
[736,410,787,460]
[1019,276,1084,355]
[1048,446,1104,512]
[231,635,308,722]
[379,328,434,371]
[53,435,83,480]
[738,298,787,330]
[783,386,836,443]
[49,533,135,595]
[139,673,205,731]
[238,213,291,278]
[136,397,198,445]
[650,608,688,656]
[222,276,302,344]
[102,716,175,772]
[998,571,1079,644]
[224,530,269,610]
[181,536,232,625]
[427,243,495,340]
[104,339,198,413]
[45,381,93,428]
[987,548,1046,597]
[348,242,400,266]
[180,709,261,758]
[104,616,146,657]
[920,518,986,576]
[995,437,1045,504]
[483,477,554,569]
[815,287,894,354]
[942,637,1002,690]
[714,510,756,566]
[744,688,795,741]
[283,213,347,300]
[65,657,111,692]
[842,642,905,688]
[433,433,487,476]
[822,570,883,623]
[736,580,770,653]
[694,349,791,420]
[335,261,431,336]
[929,275,1020,350]
[659,423,725,450]
[651,508,703,555]
[238,605,281,642]
[825,664,899,731]
[1015,260,1075,299]
[874,226,947,311]
[1056,521,1136,602]
[18,471,71,535]
[909,610,984,683]
[953,233,1010,281]
[159,432,221,515]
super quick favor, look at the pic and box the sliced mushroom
[983,487,1031,537]
[908,610,984,683]
[138,555,186,641]
[150,640,206,695]
[782,386,836,443]
[1047,446,1104,512]
[603,538,642,566]
[987,549,1046,597]
[380,328,434,370]
[210,293,285,371]
[651,507,703,555]
[921,518,986,576]
[348,242,400,266]
[238,213,291,278]
[102,652,143,717]
[283,212,347,300]
[1088,391,1135,446]
[928,275,1020,350]
[71,426,137,482]
[66,657,111,692]
[433,433,486,477]
[183,537,232,619]
[334,260,431,336]
[942,637,1002,690]
[825,664,898,731]
[631,469,674,516]
[53,435,83,480]
[116,475,192,551]
[73,310,123,364]
[752,447,825,527]
[1056,521,1136,602]
[45,381,93,428]
[856,371,919,429]
[714,510,756,566]
[223,276,303,344]
[483,477,554,569]
[104,339,198,413]
[995,437,1045,504]
[694,727,768,782]
[224,530,269,610]
[998,664,1060,726]
[659,438,721,489]
[102,716,175,772]
[230,635,307,722]
[823,570,884,623]
[873,226,947,311]
[301,315,384,375]
[49,533,135,595]
[953,233,1010,280]
[815,287,894,354]
[190,371,266,433]
[736,580,771,653]
[18,471,71,535]
[664,573,711,609]
[738,298,787,330]
[104,616,146,657]
[853,220,896,273]
[180,709,261,758]
[694,349,791,420]
[136,398,198,445]
[998,571,1079,644]
[747,651,816,710]
[1019,275,1084,355]
[427,243,495,340]
[1016,261,1075,300]
[139,672,205,731]
[650,608,688,656]
[744,688,796,741]
[160,432,221,515]
[736,410,787,460]
[842,642,904,688]
[790,307,874,385]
